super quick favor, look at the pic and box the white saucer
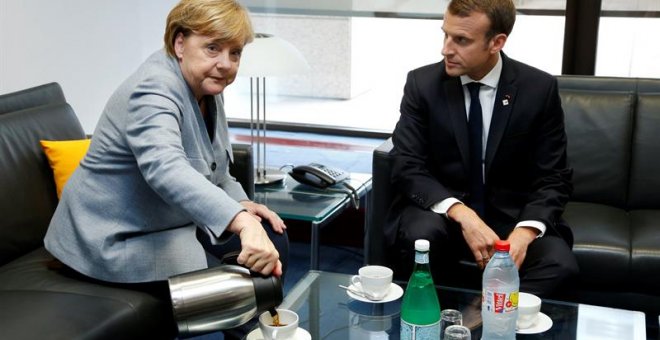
[246,327,311,340]
[346,282,404,303]
[516,312,553,334]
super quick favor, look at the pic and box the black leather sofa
[0,83,254,339]
[367,75,660,314]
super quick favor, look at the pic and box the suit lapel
[215,94,234,162]
[485,55,518,177]
[443,76,470,171]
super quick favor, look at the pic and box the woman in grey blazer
[44,0,287,288]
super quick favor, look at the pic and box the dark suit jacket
[385,53,573,248]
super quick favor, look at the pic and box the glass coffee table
[272,271,648,340]
[254,173,372,270]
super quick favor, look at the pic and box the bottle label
[414,251,429,264]
[483,289,519,314]
[400,319,440,340]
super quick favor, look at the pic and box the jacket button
[211,162,217,171]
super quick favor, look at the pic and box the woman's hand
[240,201,287,234]
[228,211,282,277]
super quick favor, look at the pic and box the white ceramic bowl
[517,292,542,329]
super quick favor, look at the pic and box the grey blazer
[44,50,249,283]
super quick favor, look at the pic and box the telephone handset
[289,163,349,189]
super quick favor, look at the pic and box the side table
[254,173,372,270]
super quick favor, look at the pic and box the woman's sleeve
[125,80,244,239]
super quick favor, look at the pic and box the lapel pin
[502,94,511,106]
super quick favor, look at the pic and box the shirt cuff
[515,220,546,238]
[430,197,463,216]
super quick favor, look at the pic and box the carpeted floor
[283,241,364,294]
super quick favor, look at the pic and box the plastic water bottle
[481,240,519,340]
[400,239,441,339]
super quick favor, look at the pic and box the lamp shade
[238,33,310,77]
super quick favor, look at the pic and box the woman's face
[174,32,244,101]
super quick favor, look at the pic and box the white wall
[0,0,177,132]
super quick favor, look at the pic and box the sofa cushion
[560,90,634,208]
[40,139,91,199]
[0,291,160,340]
[630,209,660,295]
[0,104,86,265]
[562,202,630,289]
[628,94,660,209]
[0,248,174,339]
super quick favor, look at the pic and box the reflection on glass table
[266,271,648,340]
[255,173,372,270]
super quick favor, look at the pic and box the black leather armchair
[0,83,255,339]
[367,76,660,314]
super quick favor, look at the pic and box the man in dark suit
[386,0,578,297]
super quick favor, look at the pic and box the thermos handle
[219,251,270,279]
[220,251,283,315]
[219,251,241,266]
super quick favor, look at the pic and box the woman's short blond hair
[164,0,254,57]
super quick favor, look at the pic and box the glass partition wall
[597,0,660,78]
[227,0,658,133]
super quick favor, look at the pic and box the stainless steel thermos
[168,264,282,337]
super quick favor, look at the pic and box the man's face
[174,33,243,101]
[441,10,503,80]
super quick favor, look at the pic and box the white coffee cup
[351,265,393,300]
[517,292,542,329]
[258,309,299,340]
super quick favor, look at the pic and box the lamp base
[255,167,287,186]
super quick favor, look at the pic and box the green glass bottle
[400,239,441,339]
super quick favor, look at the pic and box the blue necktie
[467,82,485,217]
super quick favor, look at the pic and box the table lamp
[238,33,310,185]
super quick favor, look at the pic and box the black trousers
[392,204,578,298]
[201,221,290,282]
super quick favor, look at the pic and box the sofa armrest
[0,82,65,115]
[366,138,394,265]
[229,143,254,200]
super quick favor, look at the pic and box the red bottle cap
[494,240,510,252]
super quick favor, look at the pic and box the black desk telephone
[289,163,349,189]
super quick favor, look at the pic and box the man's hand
[447,204,500,269]
[227,211,283,277]
[240,201,287,234]
[506,227,538,269]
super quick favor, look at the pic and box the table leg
[362,190,371,266]
[311,221,320,270]
[310,274,320,339]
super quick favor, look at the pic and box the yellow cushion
[40,139,91,199]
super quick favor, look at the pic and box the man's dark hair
[447,0,516,39]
